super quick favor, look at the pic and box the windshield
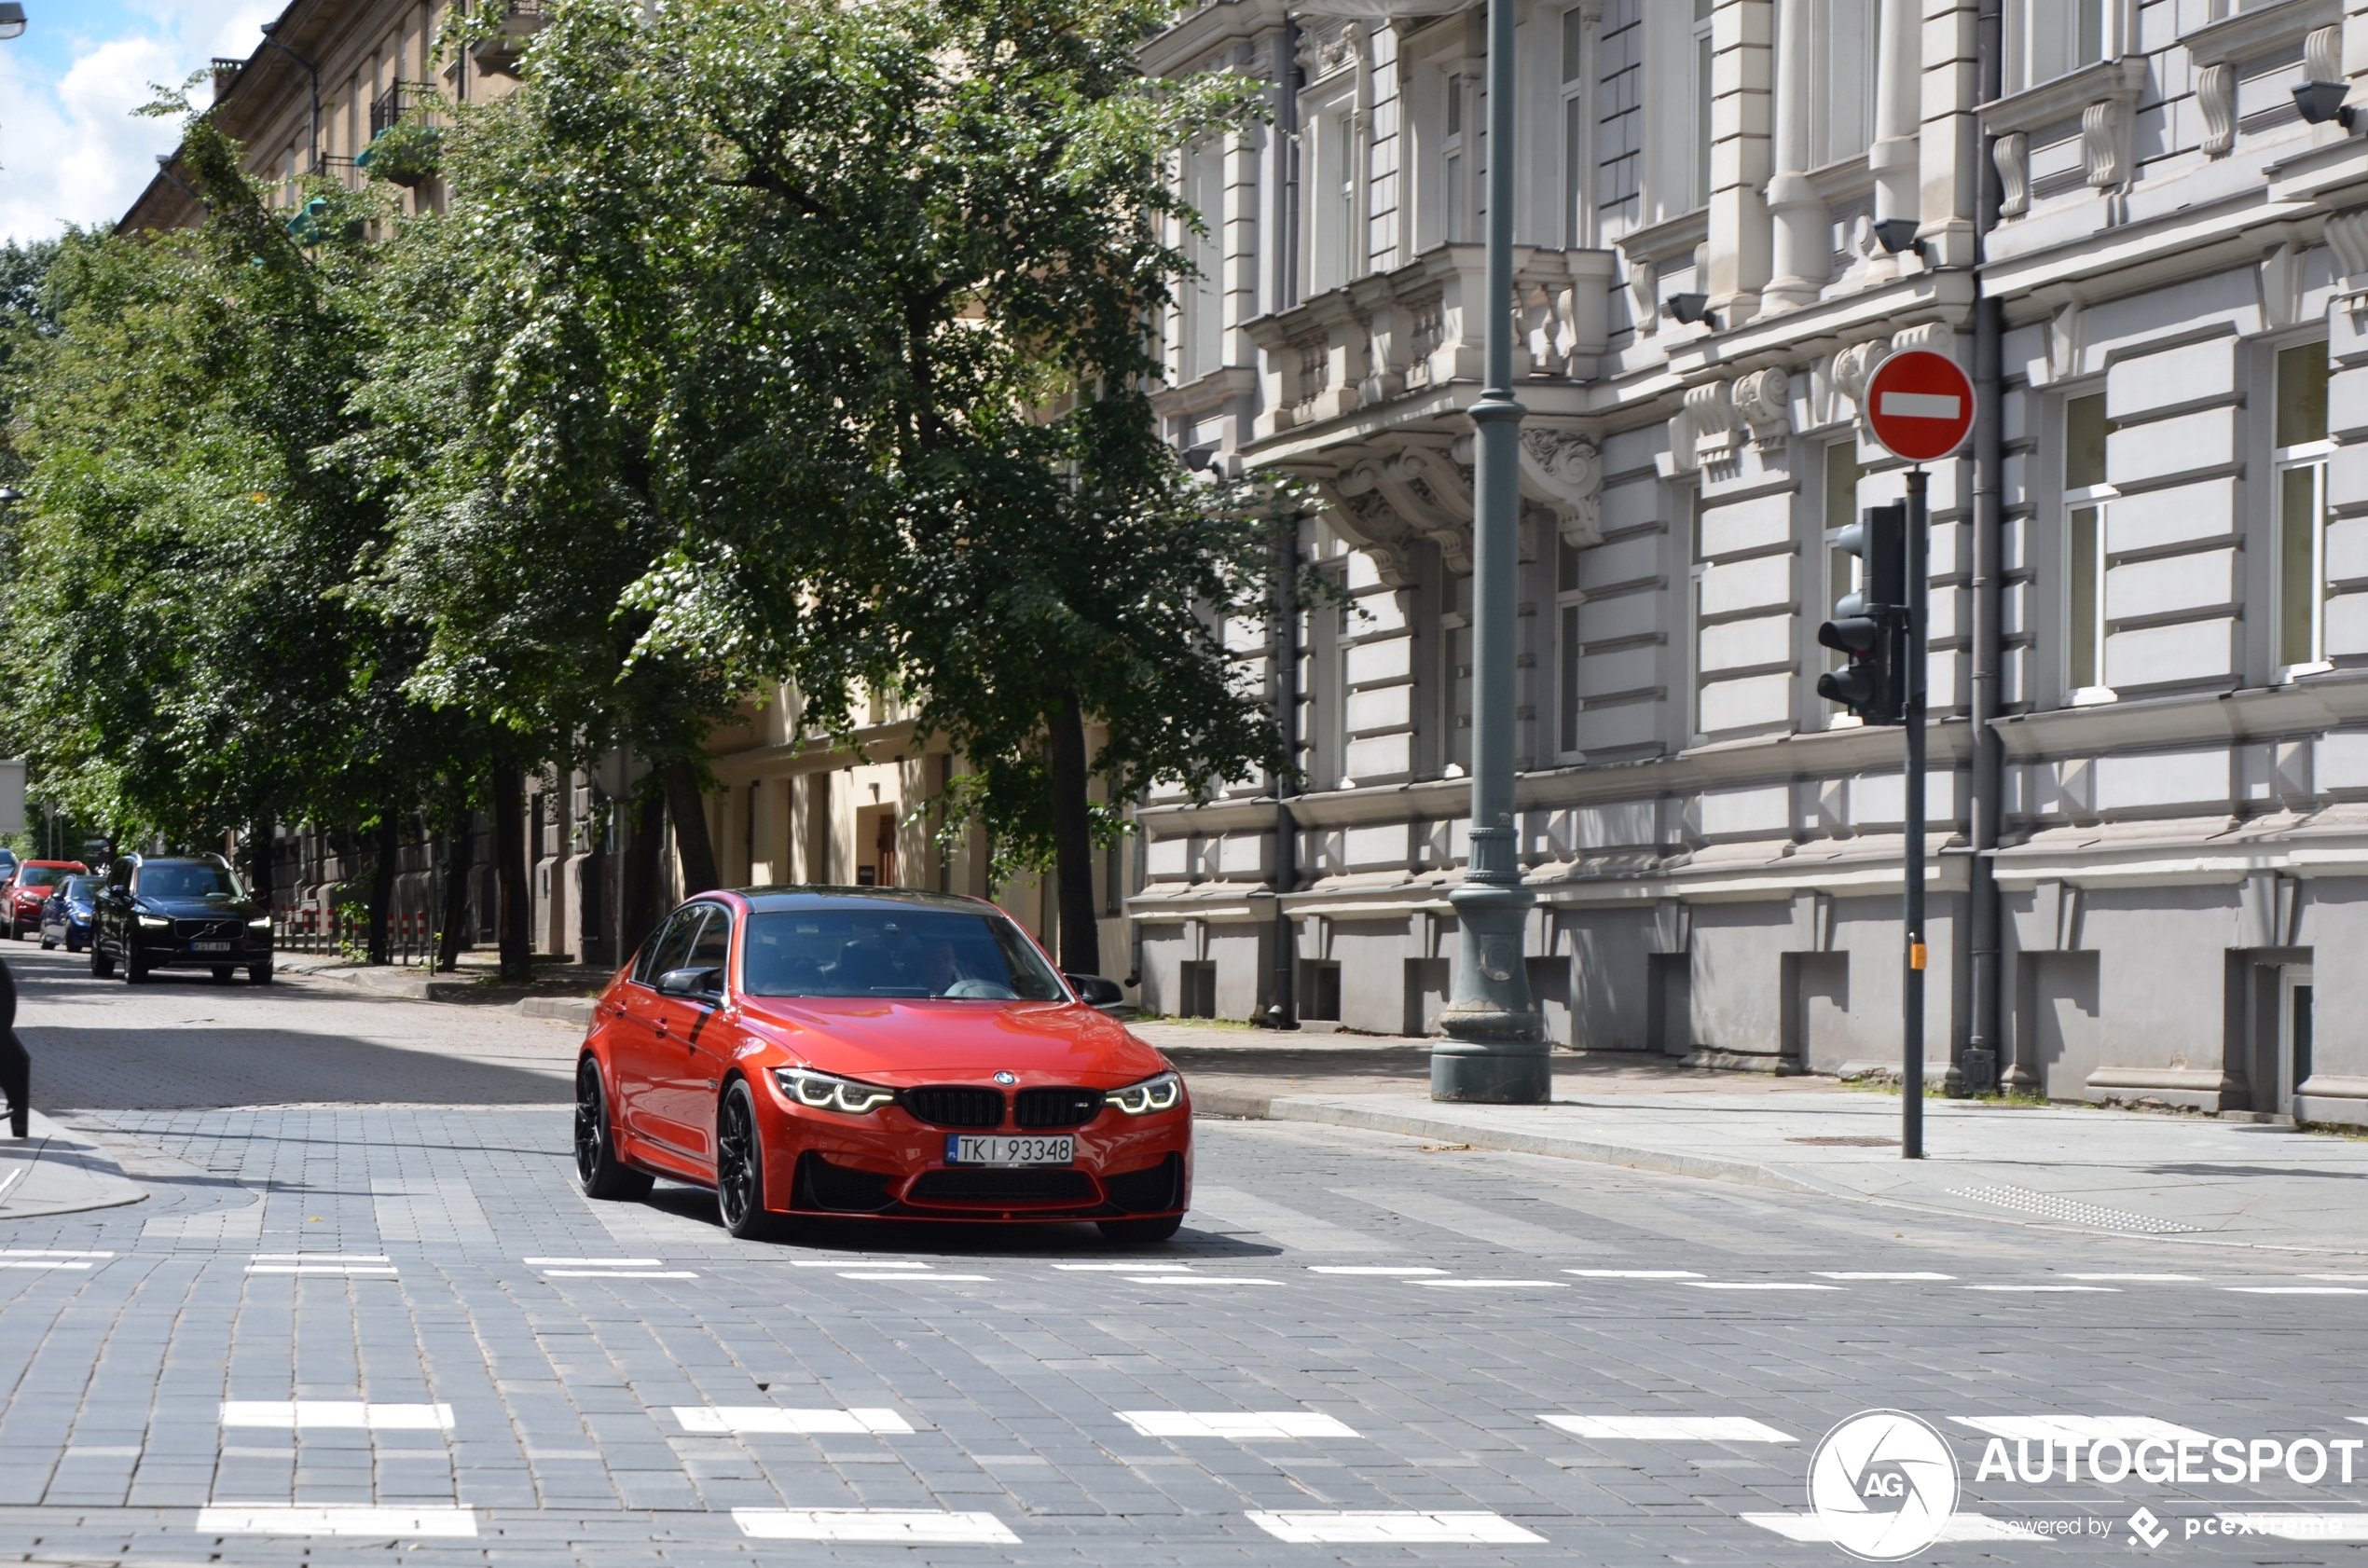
[742,907,1065,1001]
[137,862,242,901]
[61,877,98,901]
[14,864,74,889]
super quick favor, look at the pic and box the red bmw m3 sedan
[573,887,1191,1243]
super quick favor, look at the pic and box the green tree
[0,125,489,962]
[425,0,1288,973]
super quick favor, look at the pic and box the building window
[1687,487,1710,738]
[2003,0,2108,94]
[2064,392,2116,703]
[1302,106,1354,296]
[1557,535,1587,754]
[1181,139,1224,383]
[2277,339,2334,678]
[1810,0,1877,167]
[1562,7,1588,247]
[1693,0,1714,210]
[1822,438,1865,726]
[1440,571,1474,777]
[1442,72,1467,243]
[1310,565,1351,789]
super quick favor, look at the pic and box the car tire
[573,1057,654,1202]
[248,964,272,985]
[1097,1214,1185,1245]
[716,1080,790,1241]
[124,946,148,984]
[39,932,54,951]
[90,940,115,979]
[64,932,81,954]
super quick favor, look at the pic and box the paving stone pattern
[1,950,2366,1563]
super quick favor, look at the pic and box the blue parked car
[39,874,98,953]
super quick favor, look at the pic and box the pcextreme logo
[1807,1410,1962,1561]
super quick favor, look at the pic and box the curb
[282,960,598,1024]
[1191,1088,1826,1196]
[516,997,597,1026]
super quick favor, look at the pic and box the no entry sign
[1864,349,1975,462]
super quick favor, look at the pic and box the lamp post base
[1429,1032,1551,1103]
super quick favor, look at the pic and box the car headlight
[773,1066,898,1115]
[137,915,170,929]
[247,916,270,929]
[1107,1071,1183,1116]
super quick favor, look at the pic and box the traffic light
[1816,502,1907,725]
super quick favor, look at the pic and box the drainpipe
[1962,0,2004,1097]
[1269,516,1302,1028]
[257,21,322,173]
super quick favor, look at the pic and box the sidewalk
[0,1110,145,1220]
[1144,1024,2368,1259]
[277,952,602,1023]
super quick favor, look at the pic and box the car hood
[137,898,261,920]
[735,996,1170,1086]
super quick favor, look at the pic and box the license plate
[192,941,232,952]
[946,1135,1073,1166]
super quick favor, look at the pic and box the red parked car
[5,860,88,942]
[573,888,1190,1244]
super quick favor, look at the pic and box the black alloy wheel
[1097,1214,1186,1244]
[572,1057,653,1202]
[716,1080,787,1241]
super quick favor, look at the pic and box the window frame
[1686,485,1711,745]
[1820,437,1866,731]
[2274,338,2335,681]
[1439,570,1474,778]
[1691,1,1714,212]
[2003,0,2114,96]
[1556,534,1588,757]
[2060,389,2117,708]
[1178,137,1227,384]
[1560,7,1590,249]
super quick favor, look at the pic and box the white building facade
[1135,0,2368,1124]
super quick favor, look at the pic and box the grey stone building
[1133,0,2368,1123]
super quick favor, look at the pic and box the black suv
[92,852,274,985]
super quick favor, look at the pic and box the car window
[684,907,730,975]
[61,878,97,900]
[632,907,702,986]
[135,862,241,900]
[742,907,1065,1000]
[15,865,71,890]
[107,861,131,890]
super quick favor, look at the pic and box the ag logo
[1807,1410,1960,1561]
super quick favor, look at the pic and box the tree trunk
[622,789,666,962]
[1046,689,1102,977]
[436,814,471,972]
[244,818,275,908]
[494,768,531,982]
[365,813,400,966]
[661,759,723,895]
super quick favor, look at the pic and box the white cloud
[0,0,280,244]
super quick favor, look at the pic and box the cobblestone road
[3,945,2366,1565]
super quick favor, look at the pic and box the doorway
[2279,964,2314,1116]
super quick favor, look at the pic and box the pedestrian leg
[0,1028,25,1138]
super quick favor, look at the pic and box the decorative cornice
[1976,56,2147,140]
[2179,0,2338,70]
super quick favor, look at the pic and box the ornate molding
[1685,378,1740,470]
[1627,257,1659,337]
[2081,98,2128,189]
[1517,424,1603,548]
[1992,131,2030,217]
[1733,367,1792,451]
[2306,21,2342,84]
[2327,208,2368,289]
[1977,56,2147,197]
[1829,337,1891,428]
[2196,62,2235,158]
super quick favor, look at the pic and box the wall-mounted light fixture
[2294,80,2357,131]
[1662,293,1717,329]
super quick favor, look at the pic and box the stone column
[1870,0,1921,232]
[1762,0,1822,311]
[1705,0,1773,327]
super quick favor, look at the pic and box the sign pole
[1902,468,1928,1160]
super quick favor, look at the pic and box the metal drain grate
[1947,1184,2198,1234]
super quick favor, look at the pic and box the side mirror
[1066,973,1124,1007]
[656,966,723,1000]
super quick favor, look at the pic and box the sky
[0,0,280,245]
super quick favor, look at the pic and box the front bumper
[753,1086,1192,1223]
[127,927,273,969]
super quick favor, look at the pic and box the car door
[99,861,133,960]
[613,908,702,1150]
[645,905,733,1162]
